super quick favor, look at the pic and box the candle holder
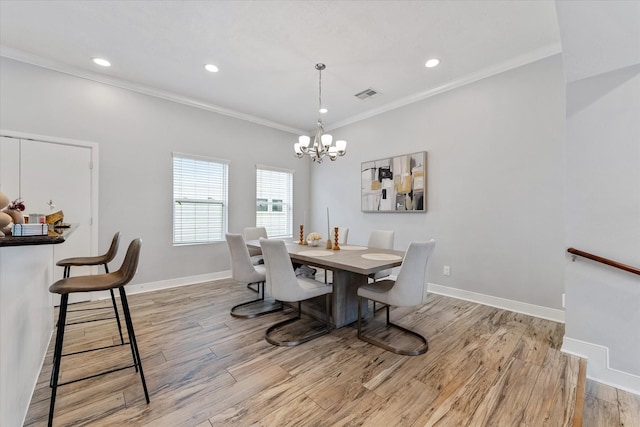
[326,238,332,249]
[299,225,307,245]
[332,227,340,250]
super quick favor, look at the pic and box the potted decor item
[0,192,13,236]
[4,198,26,225]
[306,232,322,247]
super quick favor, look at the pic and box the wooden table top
[246,239,405,276]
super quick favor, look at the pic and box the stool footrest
[62,341,130,358]
[65,315,118,326]
[54,363,139,387]
[67,306,114,313]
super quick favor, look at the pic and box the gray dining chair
[357,239,435,356]
[244,226,267,261]
[243,227,268,291]
[260,238,333,346]
[367,230,395,281]
[226,233,282,318]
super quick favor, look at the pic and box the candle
[326,207,330,239]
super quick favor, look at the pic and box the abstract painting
[361,151,426,212]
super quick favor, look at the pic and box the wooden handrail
[567,248,640,276]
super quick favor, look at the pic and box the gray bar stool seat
[48,238,150,427]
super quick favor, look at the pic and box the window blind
[256,166,293,238]
[173,153,228,245]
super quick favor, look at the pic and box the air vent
[354,88,381,100]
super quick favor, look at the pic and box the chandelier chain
[318,66,322,120]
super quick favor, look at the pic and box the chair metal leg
[265,297,332,347]
[230,282,283,318]
[49,294,69,427]
[108,288,125,344]
[119,287,150,403]
[356,296,429,356]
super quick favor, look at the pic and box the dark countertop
[0,224,77,247]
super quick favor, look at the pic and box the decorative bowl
[307,239,320,247]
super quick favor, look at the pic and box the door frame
[0,129,99,268]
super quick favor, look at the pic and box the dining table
[246,239,406,328]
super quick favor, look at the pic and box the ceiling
[0,1,562,134]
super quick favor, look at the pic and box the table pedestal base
[304,270,369,328]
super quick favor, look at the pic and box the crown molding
[0,46,305,135]
[325,42,563,131]
[2,43,562,136]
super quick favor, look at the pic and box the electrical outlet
[443,265,451,276]
[562,293,565,309]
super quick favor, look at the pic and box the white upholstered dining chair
[357,239,435,356]
[367,230,395,281]
[243,227,268,291]
[226,233,282,318]
[260,238,333,346]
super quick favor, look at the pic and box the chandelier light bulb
[319,108,328,114]
[298,135,311,148]
[321,134,333,147]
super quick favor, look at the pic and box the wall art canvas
[361,151,426,212]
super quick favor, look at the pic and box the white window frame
[255,165,294,238]
[173,152,229,245]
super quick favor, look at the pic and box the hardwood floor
[23,279,637,426]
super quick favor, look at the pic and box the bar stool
[56,232,124,344]
[48,238,149,427]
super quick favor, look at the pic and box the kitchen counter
[0,223,77,426]
[0,224,76,247]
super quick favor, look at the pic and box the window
[256,165,293,238]
[173,153,229,245]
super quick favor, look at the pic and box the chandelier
[294,63,347,163]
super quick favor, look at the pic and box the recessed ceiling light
[204,64,219,73]
[319,108,328,114]
[92,57,111,67]
[425,58,440,68]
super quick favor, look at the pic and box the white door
[20,139,93,304]
[0,136,20,198]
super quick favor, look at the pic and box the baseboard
[91,271,232,300]
[562,337,640,396]
[427,282,565,323]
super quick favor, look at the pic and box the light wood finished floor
[23,279,638,426]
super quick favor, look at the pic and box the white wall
[310,55,566,311]
[0,57,309,285]
[564,68,640,378]
[556,0,640,390]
